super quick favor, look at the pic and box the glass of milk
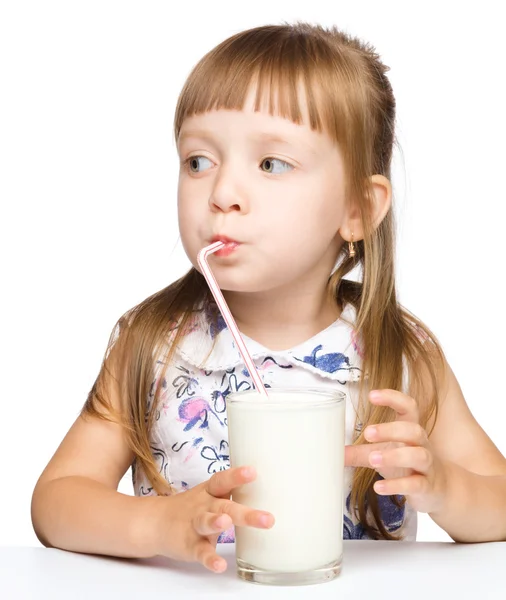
[226,387,346,586]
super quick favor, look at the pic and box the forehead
[178,80,333,152]
[243,78,312,123]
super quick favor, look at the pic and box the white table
[1,541,505,599]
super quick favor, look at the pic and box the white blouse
[131,301,417,542]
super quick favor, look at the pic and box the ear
[339,175,392,242]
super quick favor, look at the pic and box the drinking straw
[197,241,269,399]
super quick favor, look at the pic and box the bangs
[173,25,349,143]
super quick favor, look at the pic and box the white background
[1,0,504,547]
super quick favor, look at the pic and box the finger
[369,446,433,475]
[373,474,428,497]
[364,421,428,447]
[369,389,419,423]
[214,498,275,529]
[194,539,228,574]
[345,442,390,468]
[192,512,233,537]
[206,466,256,498]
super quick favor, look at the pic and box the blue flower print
[210,317,227,339]
[227,372,252,393]
[170,437,206,466]
[343,513,369,540]
[217,526,236,544]
[171,437,204,454]
[152,445,170,481]
[240,356,292,379]
[201,440,230,474]
[211,390,227,413]
[296,344,351,373]
[377,493,405,533]
[294,344,362,382]
[343,490,405,539]
[205,303,227,339]
[201,367,253,427]
[209,367,254,396]
[147,378,165,422]
[259,356,293,371]
[135,445,171,496]
[172,366,198,399]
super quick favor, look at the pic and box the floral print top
[131,301,417,542]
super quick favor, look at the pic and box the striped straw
[197,241,269,399]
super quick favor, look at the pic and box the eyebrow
[254,133,318,155]
[178,129,215,144]
[177,129,319,155]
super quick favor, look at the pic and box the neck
[221,281,342,351]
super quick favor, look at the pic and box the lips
[210,235,241,257]
[211,235,241,245]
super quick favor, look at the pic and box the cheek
[178,200,198,225]
[268,193,340,241]
[177,184,203,233]
[177,203,201,265]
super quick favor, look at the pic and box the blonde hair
[82,22,445,540]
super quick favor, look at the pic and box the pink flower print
[170,437,206,464]
[178,396,225,431]
[179,313,202,336]
[258,356,293,372]
[351,329,365,359]
[171,437,205,464]
[217,525,235,544]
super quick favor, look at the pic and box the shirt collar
[174,301,364,383]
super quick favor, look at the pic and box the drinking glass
[226,387,346,586]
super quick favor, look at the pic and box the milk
[226,388,346,579]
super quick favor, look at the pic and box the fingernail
[369,390,381,400]
[364,426,377,440]
[215,516,227,529]
[370,451,383,466]
[260,514,273,528]
[374,481,386,493]
[241,467,255,478]
[213,559,226,573]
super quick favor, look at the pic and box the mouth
[209,235,241,257]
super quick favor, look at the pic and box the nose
[208,164,247,214]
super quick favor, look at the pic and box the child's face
[177,85,348,294]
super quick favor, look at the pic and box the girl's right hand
[152,466,274,573]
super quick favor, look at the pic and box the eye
[185,156,213,173]
[260,158,294,174]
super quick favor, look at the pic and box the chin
[218,273,284,295]
[215,280,258,293]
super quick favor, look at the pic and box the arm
[30,316,164,558]
[425,360,506,542]
[31,412,163,558]
[32,348,273,571]
[345,352,506,542]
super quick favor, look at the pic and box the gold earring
[348,233,356,258]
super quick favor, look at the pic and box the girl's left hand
[345,389,448,513]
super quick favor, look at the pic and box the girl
[31,22,506,574]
